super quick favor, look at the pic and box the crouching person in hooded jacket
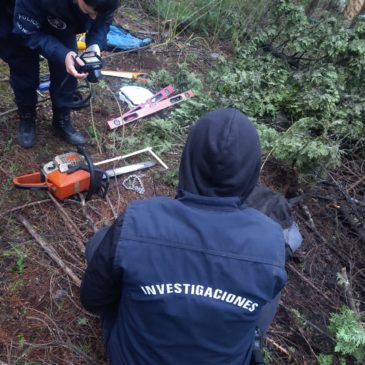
[0,0,120,148]
[80,108,290,365]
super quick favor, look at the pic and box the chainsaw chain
[122,174,145,195]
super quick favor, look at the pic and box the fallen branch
[103,44,151,60]
[296,323,318,359]
[18,214,81,287]
[265,336,290,356]
[347,174,365,192]
[78,194,98,233]
[81,204,98,233]
[337,204,365,244]
[0,199,50,219]
[280,303,336,342]
[328,174,365,243]
[288,264,336,306]
[299,203,327,244]
[136,30,159,35]
[349,197,365,207]
[341,267,360,315]
[47,192,86,252]
[0,107,17,118]
[0,165,11,178]
[106,195,118,220]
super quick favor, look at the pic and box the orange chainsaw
[13,147,155,201]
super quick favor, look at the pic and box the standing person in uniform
[0,0,120,148]
[80,108,292,365]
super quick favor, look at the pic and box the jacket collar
[176,190,241,211]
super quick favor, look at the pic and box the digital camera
[74,51,103,83]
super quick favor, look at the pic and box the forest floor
[0,3,364,365]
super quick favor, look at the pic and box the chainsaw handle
[13,172,50,191]
[77,146,96,201]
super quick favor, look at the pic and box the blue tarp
[107,25,152,50]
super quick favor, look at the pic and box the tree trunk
[306,0,322,15]
[344,0,365,19]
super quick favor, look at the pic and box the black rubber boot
[17,107,36,148]
[52,108,86,145]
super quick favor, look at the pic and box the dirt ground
[1,3,364,365]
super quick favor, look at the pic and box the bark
[306,0,322,16]
[344,0,365,19]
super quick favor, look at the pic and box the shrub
[141,1,365,183]
[329,307,365,362]
[207,0,365,180]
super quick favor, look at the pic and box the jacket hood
[178,108,261,202]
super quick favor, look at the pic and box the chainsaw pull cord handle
[77,146,97,201]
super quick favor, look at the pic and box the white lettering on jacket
[17,14,40,29]
[140,283,259,312]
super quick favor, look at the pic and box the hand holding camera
[65,48,103,83]
[74,51,103,83]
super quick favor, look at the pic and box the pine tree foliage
[329,307,365,362]
[142,0,365,183]
[209,0,365,180]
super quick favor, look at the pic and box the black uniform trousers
[0,32,78,110]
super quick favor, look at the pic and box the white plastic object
[85,44,101,56]
[118,86,154,108]
[283,222,303,253]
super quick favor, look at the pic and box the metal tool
[107,88,194,130]
[101,70,149,83]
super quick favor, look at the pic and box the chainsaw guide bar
[13,150,157,201]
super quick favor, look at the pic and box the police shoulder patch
[47,16,67,30]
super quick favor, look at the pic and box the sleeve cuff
[49,45,71,64]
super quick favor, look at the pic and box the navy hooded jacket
[6,0,115,62]
[80,108,288,365]
[0,1,14,38]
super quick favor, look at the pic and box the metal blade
[104,160,156,178]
